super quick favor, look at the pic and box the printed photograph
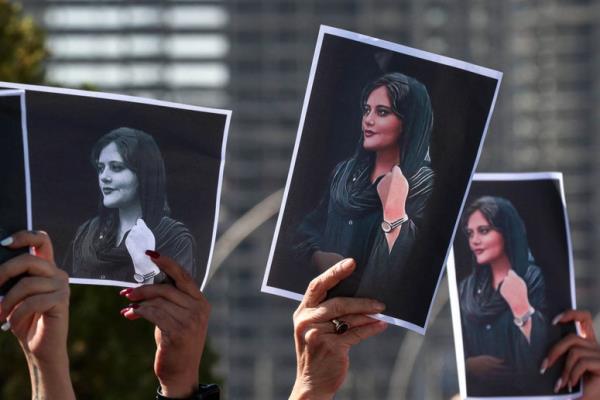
[448,173,580,399]
[0,90,31,297]
[0,83,230,290]
[262,26,502,332]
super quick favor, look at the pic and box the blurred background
[0,0,599,399]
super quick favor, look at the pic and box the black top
[66,216,198,283]
[459,263,553,396]
[294,160,434,320]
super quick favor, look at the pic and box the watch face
[381,221,392,233]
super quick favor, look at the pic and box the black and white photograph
[0,82,231,290]
[447,173,580,399]
[262,25,502,333]
[0,89,31,298]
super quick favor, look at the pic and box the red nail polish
[145,250,160,259]
[119,288,133,296]
[120,307,130,316]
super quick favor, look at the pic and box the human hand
[290,258,387,400]
[311,250,344,273]
[120,251,210,398]
[125,219,159,280]
[542,310,600,397]
[376,165,409,221]
[499,270,531,317]
[0,230,75,400]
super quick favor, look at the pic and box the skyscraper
[19,0,600,398]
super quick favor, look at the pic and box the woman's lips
[364,129,375,137]
[473,249,484,256]
[102,187,115,195]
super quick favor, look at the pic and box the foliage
[0,0,47,84]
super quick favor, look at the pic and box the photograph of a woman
[66,127,197,284]
[459,196,548,395]
[449,174,579,398]
[294,72,434,304]
[263,26,502,332]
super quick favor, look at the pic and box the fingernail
[540,358,548,374]
[1,321,11,331]
[554,377,562,393]
[568,381,572,393]
[552,313,564,325]
[373,301,385,312]
[0,236,13,246]
[119,307,130,316]
[145,250,160,259]
[119,288,133,296]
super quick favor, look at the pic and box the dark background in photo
[0,88,227,286]
[0,93,28,296]
[267,33,499,327]
[453,178,578,396]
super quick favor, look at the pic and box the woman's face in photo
[466,210,506,265]
[362,85,403,154]
[97,142,140,210]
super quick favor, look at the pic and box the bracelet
[381,215,409,233]
[513,306,535,327]
[156,384,220,400]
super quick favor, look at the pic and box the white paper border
[261,25,503,334]
[0,83,231,291]
[0,89,32,300]
[447,172,581,399]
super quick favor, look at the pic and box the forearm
[25,352,75,400]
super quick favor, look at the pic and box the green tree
[0,3,221,398]
[0,0,47,83]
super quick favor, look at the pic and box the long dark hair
[329,72,434,217]
[462,196,529,277]
[91,127,169,231]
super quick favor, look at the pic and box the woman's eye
[479,227,490,234]
[96,164,105,174]
[110,163,125,172]
[377,109,389,116]
[362,106,370,115]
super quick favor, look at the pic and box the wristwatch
[513,306,535,327]
[156,384,220,400]
[381,215,409,233]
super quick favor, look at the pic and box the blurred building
[19,0,600,399]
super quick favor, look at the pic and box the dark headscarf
[88,127,170,256]
[329,73,434,219]
[460,196,543,323]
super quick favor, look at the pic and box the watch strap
[156,384,220,400]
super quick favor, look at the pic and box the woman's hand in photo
[120,253,210,399]
[290,258,387,400]
[499,270,531,318]
[542,309,600,397]
[376,165,409,221]
[0,230,75,400]
[125,219,159,280]
[311,250,344,273]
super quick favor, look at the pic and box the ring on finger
[331,318,349,334]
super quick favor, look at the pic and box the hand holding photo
[262,25,502,333]
[447,173,581,399]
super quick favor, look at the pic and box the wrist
[160,378,200,398]
[511,302,532,318]
[290,380,333,400]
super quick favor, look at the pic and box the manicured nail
[554,377,562,393]
[145,250,160,259]
[119,288,133,296]
[1,321,11,331]
[540,358,548,374]
[0,236,13,246]
[373,301,386,312]
[552,313,564,325]
[119,307,130,316]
